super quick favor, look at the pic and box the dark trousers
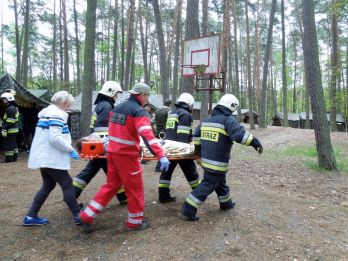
[27,168,80,217]
[159,159,200,189]
[3,134,18,157]
[182,170,231,217]
[73,159,127,203]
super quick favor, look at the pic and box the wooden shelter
[233,109,260,124]
[272,112,300,128]
[299,112,346,131]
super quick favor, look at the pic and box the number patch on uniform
[201,131,219,142]
[166,120,175,129]
[111,112,127,125]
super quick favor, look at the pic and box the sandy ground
[1,125,348,261]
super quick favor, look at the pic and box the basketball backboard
[181,34,221,77]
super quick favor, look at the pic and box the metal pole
[209,76,213,114]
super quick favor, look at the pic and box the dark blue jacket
[164,103,193,143]
[193,105,255,174]
[93,98,114,132]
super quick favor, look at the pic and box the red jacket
[108,96,165,159]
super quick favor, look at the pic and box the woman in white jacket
[23,91,81,226]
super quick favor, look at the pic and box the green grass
[232,142,348,174]
[283,145,348,174]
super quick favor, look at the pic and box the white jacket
[28,104,74,170]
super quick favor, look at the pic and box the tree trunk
[259,0,277,128]
[200,0,209,121]
[81,0,97,137]
[181,0,199,93]
[62,0,70,91]
[123,0,135,90]
[152,0,170,100]
[244,0,255,129]
[14,0,21,82]
[330,0,339,132]
[232,0,242,121]
[222,0,231,94]
[21,0,30,87]
[0,4,3,74]
[73,0,81,93]
[302,0,337,170]
[271,48,277,116]
[139,0,149,84]
[59,0,64,89]
[52,0,57,91]
[119,0,125,87]
[281,0,288,127]
[111,0,118,81]
[106,0,112,81]
[172,0,183,103]
[148,39,153,84]
[254,0,261,111]
[291,31,297,113]
[346,36,348,131]
[130,5,138,87]
[294,0,310,129]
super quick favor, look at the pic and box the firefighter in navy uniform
[180,94,263,221]
[73,81,127,204]
[1,92,19,163]
[158,93,200,203]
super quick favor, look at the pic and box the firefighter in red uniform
[80,83,170,232]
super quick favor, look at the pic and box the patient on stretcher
[76,133,197,158]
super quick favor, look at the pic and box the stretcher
[78,140,201,161]
[78,154,200,161]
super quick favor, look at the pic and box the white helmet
[99,81,122,97]
[217,94,239,112]
[1,92,15,102]
[177,93,194,107]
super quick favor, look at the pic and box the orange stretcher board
[79,154,201,161]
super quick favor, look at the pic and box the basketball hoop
[192,64,207,75]
[181,34,225,114]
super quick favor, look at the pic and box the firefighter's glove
[159,156,170,172]
[70,150,79,160]
[1,130,7,137]
[250,137,263,154]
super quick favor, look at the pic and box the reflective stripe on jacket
[194,105,254,174]
[164,104,193,143]
[28,104,74,170]
[2,103,19,134]
[108,96,165,159]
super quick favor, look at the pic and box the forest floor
[1,125,348,261]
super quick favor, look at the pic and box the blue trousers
[182,170,233,217]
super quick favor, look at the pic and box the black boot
[180,205,199,221]
[116,191,128,205]
[158,187,176,203]
[12,153,18,162]
[155,161,161,172]
[74,187,82,199]
[220,200,236,211]
[2,155,13,163]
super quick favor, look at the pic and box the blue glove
[70,150,79,160]
[159,157,170,172]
